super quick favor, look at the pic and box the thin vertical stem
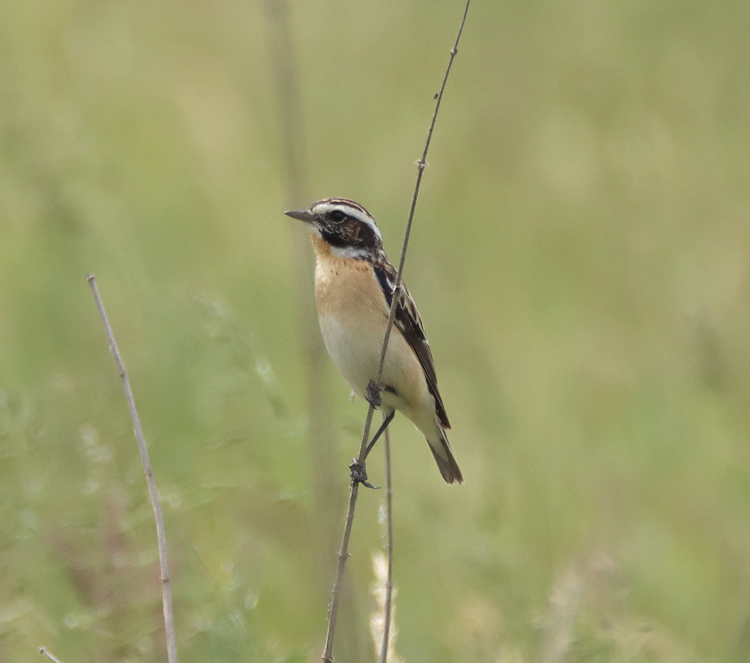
[87,275,178,663]
[379,421,394,663]
[321,1,471,660]
[264,0,341,533]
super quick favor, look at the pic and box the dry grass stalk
[370,551,403,663]
[321,1,472,660]
[87,275,178,663]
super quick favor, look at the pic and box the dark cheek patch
[320,228,351,248]
[321,219,378,250]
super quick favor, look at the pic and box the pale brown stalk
[321,1,472,660]
[379,422,394,663]
[264,0,345,579]
[87,275,178,663]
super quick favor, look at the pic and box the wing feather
[373,260,451,430]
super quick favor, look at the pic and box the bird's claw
[366,380,382,408]
[349,459,379,490]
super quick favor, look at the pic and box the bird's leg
[366,380,382,408]
[349,459,378,489]
[365,411,395,458]
[366,381,399,409]
[349,411,395,489]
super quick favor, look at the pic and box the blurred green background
[2,0,750,661]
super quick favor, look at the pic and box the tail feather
[427,429,463,484]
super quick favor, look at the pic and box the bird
[285,198,463,484]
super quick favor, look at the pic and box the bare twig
[39,647,65,663]
[322,2,471,660]
[264,0,345,584]
[87,275,178,663]
[266,1,360,658]
[379,422,394,663]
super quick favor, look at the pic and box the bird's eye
[329,210,346,223]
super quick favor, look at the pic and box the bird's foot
[349,459,379,490]
[366,380,383,408]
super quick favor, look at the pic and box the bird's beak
[284,209,315,223]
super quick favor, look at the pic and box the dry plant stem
[268,0,358,657]
[379,422,394,663]
[39,647,65,663]
[86,275,178,663]
[265,0,343,560]
[322,1,471,660]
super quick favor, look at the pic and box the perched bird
[285,198,463,484]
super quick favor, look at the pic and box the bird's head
[285,198,383,257]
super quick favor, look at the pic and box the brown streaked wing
[373,259,451,430]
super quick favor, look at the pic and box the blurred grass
[2,0,750,661]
